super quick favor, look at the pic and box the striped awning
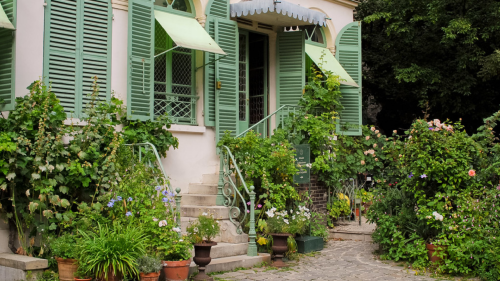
[230,0,328,27]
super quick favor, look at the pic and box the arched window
[154,0,194,17]
[153,0,197,124]
[304,25,325,46]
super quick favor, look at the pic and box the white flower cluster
[265,207,277,218]
[431,211,444,221]
[158,220,168,227]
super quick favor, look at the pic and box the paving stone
[211,240,478,281]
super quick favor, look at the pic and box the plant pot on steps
[56,257,79,281]
[193,241,217,281]
[162,259,191,281]
[271,233,291,268]
[74,279,92,281]
[426,243,447,263]
[139,271,161,281]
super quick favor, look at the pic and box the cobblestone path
[212,240,441,281]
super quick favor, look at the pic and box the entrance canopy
[154,10,226,55]
[305,44,358,87]
[230,0,328,27]
[0,2,14,30]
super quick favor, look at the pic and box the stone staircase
[181,174,270,274]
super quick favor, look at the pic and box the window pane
[154,0,191,13]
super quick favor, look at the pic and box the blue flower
[162,190,168,196]
[155,186,162,191]
[168,191,175,197]
[107,201,114,208]
[128,197,133,201]
[420,174,427,178]
[429,127,433,130]
[408,172,414,179]
[126,211,132,217]
[117,196,122,201]
[162,197,169,203]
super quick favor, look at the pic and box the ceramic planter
[139,271,161,281]
[270,233,291,268]
[426,243,447,263]
[193,241,217,281]
[74,278,92,281]
[55,257,78,281]
[162,259,191,281]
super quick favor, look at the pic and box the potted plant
[264,206,309,268]
[186,213,221,281]
[159,237,193,281]
[74,264,94,281]
[51,234,79,281]
[77,223,146,281]
[137,255,162,281]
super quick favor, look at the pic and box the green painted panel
[127,0,155,121]
[81,0,112,114]
[0,0,14,111]
[204,17,216,126]
[43,0,80,116]
[214,18,238,143]
[276,31,305,111]
[293,144,310,184]
[335,21,362,136]
[206,0,229,18]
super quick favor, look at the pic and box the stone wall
[298,175,329,214]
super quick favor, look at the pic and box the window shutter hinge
[113,14,115,20]
[43,2,47,7]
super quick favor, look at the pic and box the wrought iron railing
[218,145,258,256]
[124,142,182,229]
[236,105,303,138]
[154,92,198,125]
[328,178,366,225]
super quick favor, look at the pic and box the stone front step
[180,205,230,220]
[188,242,248,259]
[188,183,218,195]
[202,174,220,185]
[180,194,217,206]
[181,218,249,244]
[189,253,271,274]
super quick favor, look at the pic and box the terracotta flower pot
[56,257,78,281]
[193,241,217,281]
[270,233,291,268]
[355,208,360,217]
[426,243,447,263]
[74,278,92,281]
[140,271,160,281]
[162,259,191,281]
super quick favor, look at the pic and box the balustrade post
[216,154,225,206]
[247,186,258,256]
[175,188,182,237]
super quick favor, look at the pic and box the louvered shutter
[43,0,80,115]
[204,0,230,127]
[127,0,154,121]
[0,0,15,111]
[81,0,112,111]
[214,18,238,142]
[276,31,305,108]
[335,22,362,136]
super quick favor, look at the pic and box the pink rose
[469,170,476,177]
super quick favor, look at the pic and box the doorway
[238,30,268,134]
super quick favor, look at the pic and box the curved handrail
[124,142,173,193]
[236,105,303,138]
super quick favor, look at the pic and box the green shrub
[136,255,162,274]
[50,234,77,259]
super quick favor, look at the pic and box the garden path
[212,240,472,281]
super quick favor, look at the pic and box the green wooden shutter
[127,0,154,121]
[276,31,305,108]
[0,0,15,111]
[214,18,238,142]
[335,21,362,136]
[204,0,230,127]
[81,0,112,112]
[43,0,80,116]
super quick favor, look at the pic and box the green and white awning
[305,43,358,87]
[154,11,226,55]
[0,2,14,30]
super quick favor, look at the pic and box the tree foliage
[357,0,500,134]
